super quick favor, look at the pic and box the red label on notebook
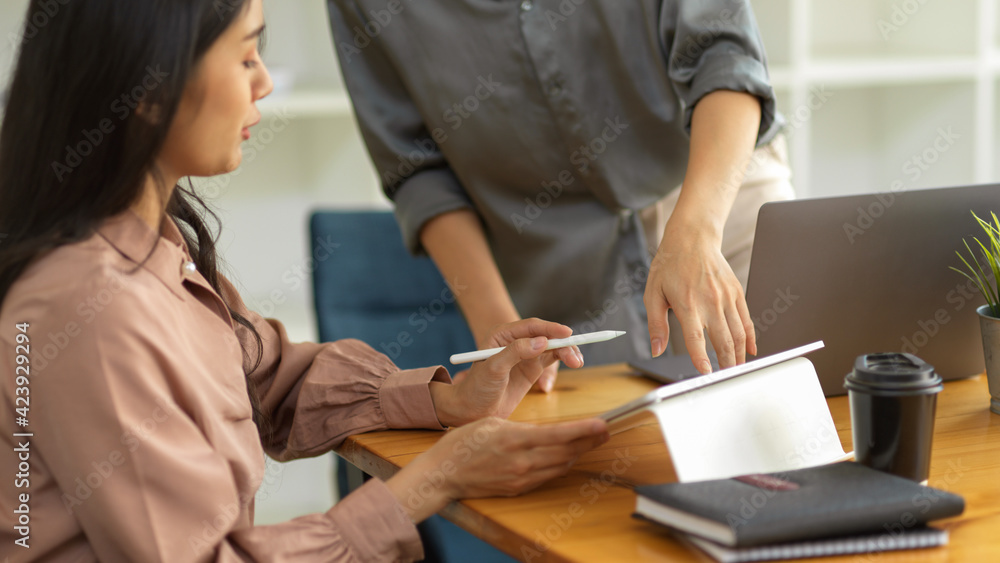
[733,474,800,491]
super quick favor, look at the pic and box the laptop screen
[745,184,992,395]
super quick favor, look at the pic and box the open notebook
[599,342,851,482]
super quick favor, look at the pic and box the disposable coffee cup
[844,353,943,483]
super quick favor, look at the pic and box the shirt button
[618,209,635,233]
[183,261,197,274]
[520,0,533,11]
[548,77,565,97]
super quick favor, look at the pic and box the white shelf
[768,68,792,90]
[258,89,352,119]
[769,58,984,90]
[806,0,978,61]
[986,50,1000,72]
[800,58,979,87]
[752,0,1000,196]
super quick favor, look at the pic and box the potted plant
[951,211,1000,415]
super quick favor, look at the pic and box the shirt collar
[96,208,235,328]
[96,208,194,299]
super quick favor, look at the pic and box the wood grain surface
[337,364,1000,562]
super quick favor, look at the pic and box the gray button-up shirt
[328,0,782,364]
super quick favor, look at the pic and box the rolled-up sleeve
[662,0,781,144]
[328,0,474,254]
[219,277,450,462]
[390,167,473,255]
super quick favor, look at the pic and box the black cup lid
[845,353,943,390]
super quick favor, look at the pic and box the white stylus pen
[449,330,627,364]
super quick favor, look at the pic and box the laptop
[746,184,995,396]
[627,353,719,384]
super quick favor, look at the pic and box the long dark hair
[0,0,269,431]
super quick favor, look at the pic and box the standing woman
[328,0,795,388]
[0,1,607,561]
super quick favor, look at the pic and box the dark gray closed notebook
[634,462,964,547]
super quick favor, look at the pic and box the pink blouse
[0,209,450,561]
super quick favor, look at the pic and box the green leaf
[954,249,993,310]
[972,236,1000,302]
[954,211,1000,317]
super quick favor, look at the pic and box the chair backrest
[309,210,475,371]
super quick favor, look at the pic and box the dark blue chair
[309,210,515,563]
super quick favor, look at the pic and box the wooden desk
[337,365,1000,562]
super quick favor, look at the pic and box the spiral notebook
[681,527,948,563]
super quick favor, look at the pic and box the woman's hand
[532,361,562,394]
[431,318,583,427]
[644,226,755,374]
[385,417,609,522]
[643,90,761,373]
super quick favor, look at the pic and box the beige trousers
[638,134,796,353]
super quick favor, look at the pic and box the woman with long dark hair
[0,1,608,560]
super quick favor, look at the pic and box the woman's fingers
[459,419,610,497]
[531,362,560,393]
[553,345,583,368]
[484,336,549,384]
[504,418,609,450]
[451,368,471,385]
[488,317,573,346]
